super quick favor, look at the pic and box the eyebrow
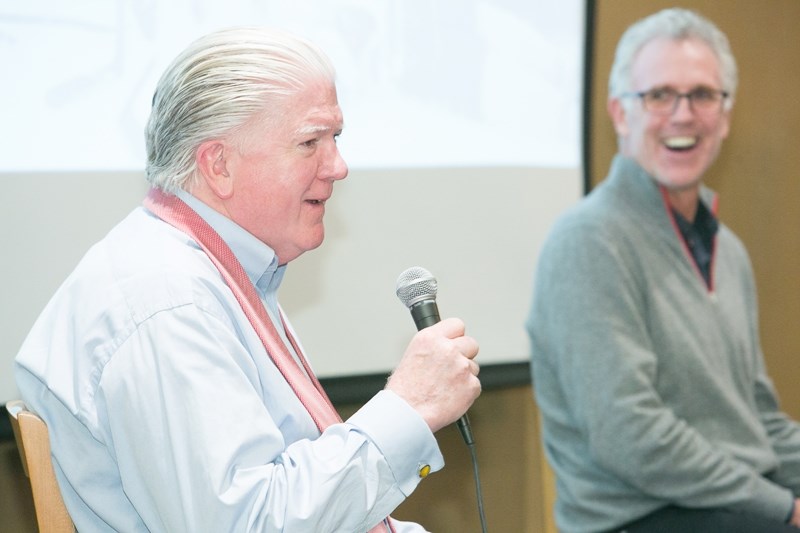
[647,83,719,91]
[296,122,344,137]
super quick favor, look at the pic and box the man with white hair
[15,27,480,532]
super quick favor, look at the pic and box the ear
[607,97,629,137]
[719,105,732,140]
[196,140,234,199]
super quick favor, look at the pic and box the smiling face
[609,37,731,192]
[215,81,348,264]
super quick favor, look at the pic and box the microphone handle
[456,414,475,446]
[410,300,440,330]
[409,299,475,446]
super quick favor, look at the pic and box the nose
[671,94,695,117]
[325,144,348,181]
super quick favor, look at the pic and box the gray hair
[145,27,336,192]
[608,8,737,106]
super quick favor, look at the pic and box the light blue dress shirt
[14,192,443,532]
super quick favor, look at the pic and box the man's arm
[101,304,441,532]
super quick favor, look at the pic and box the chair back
[6,400,75,533]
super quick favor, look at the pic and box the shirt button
[418,464,431,479]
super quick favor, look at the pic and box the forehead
[235,82,343,144]
[287,82,343,134]
[631,37,722,89]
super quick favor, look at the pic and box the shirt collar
[671,199,719,241]
[670,200,718,287]
[174,190,285,295]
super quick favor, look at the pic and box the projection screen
[0,1,585,402]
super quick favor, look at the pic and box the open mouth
[663,136,698,151]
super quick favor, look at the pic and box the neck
[186,181,232,217]
[665,186,700,222]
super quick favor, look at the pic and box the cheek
[638,117,667,150]
[621,112,660,147]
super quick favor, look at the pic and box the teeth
[664,136,697,149]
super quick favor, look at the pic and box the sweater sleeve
[724,231,800,496]
[756,367,800,494]
[740,256,800,494]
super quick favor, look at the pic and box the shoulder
[540,182,642,267]
[83,208,234,317]
[26,207,243,369]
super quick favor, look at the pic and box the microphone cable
[465,428,489,533]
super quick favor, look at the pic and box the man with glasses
[527,8,800,533]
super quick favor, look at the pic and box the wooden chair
[6,400,75,533]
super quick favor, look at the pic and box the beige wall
[383,3,800,532]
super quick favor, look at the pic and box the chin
[303,232,326,253]
[653,167,706,191]
[661,178,702,191]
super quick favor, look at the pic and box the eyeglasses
[622,87,729,115]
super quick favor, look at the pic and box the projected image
[0,0,583,172]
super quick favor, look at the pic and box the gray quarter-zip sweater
[527,155,800,533]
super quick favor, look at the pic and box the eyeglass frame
[620,86,730,115]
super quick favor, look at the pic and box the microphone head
[396,266,438,308]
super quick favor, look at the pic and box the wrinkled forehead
[233,80,343,142]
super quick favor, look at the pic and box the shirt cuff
[347,390,444,496]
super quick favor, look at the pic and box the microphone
[395,266,475,446]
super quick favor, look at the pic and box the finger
[453,335,479,359]
[430,317,466,339]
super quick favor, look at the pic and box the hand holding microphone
[388,267,481,442]
[392,267,488,532]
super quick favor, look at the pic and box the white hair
[145,27,336,192]
[608,8,737,108]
